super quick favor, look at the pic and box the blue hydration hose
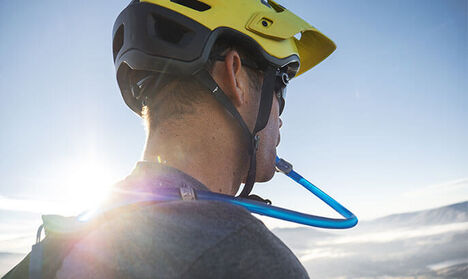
[195,157,357,229]
[271,156,357,228]
[79,157,357,229]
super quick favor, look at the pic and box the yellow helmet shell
[141,0,336,76]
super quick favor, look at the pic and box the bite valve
[275,157,293,174]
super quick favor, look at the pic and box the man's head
[113,0,336,196]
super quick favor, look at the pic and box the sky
[0,0,467,231]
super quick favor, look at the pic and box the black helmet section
[113,2,212,73]
[113,1,212,115]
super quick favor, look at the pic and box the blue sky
[0,0,467,229]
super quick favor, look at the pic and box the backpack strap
[29,225,44,279]
[2,216,95,279]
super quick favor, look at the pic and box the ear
[211,50,247,108]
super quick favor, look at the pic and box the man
[4,0,336,278]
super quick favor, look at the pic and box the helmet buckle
[254,135,260,151]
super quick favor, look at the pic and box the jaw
[255,146,277,183]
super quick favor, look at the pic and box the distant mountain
[436,263,468,279]
[361,201,468,229]
[273,201,468,279]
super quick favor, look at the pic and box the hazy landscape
[1,201,467,278]
[274,201,468,278]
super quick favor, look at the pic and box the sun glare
[59,160,116,214]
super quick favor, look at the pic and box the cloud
[315,222,468,246]
[299,248,354,262]
[0,195,76,215]
[397,178,468,212]
[403,178,468,198]
[428,258,468,271]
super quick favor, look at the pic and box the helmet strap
[239,66,276,198]
[194,69,253,141]
[194,66,277,202]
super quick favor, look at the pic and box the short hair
[141,37,264,130]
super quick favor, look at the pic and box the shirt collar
[115,161,210,192]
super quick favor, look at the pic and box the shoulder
[56,201,308,278]
[184,213,309,278]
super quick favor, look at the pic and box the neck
[142,112,248,195]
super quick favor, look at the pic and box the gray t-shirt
[55,162,308,278]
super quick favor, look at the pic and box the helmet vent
[268,1,286,12]
[151,15,195,46]
[170,0,211,12]
[113,24,124,62]
[294,32,302,41]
